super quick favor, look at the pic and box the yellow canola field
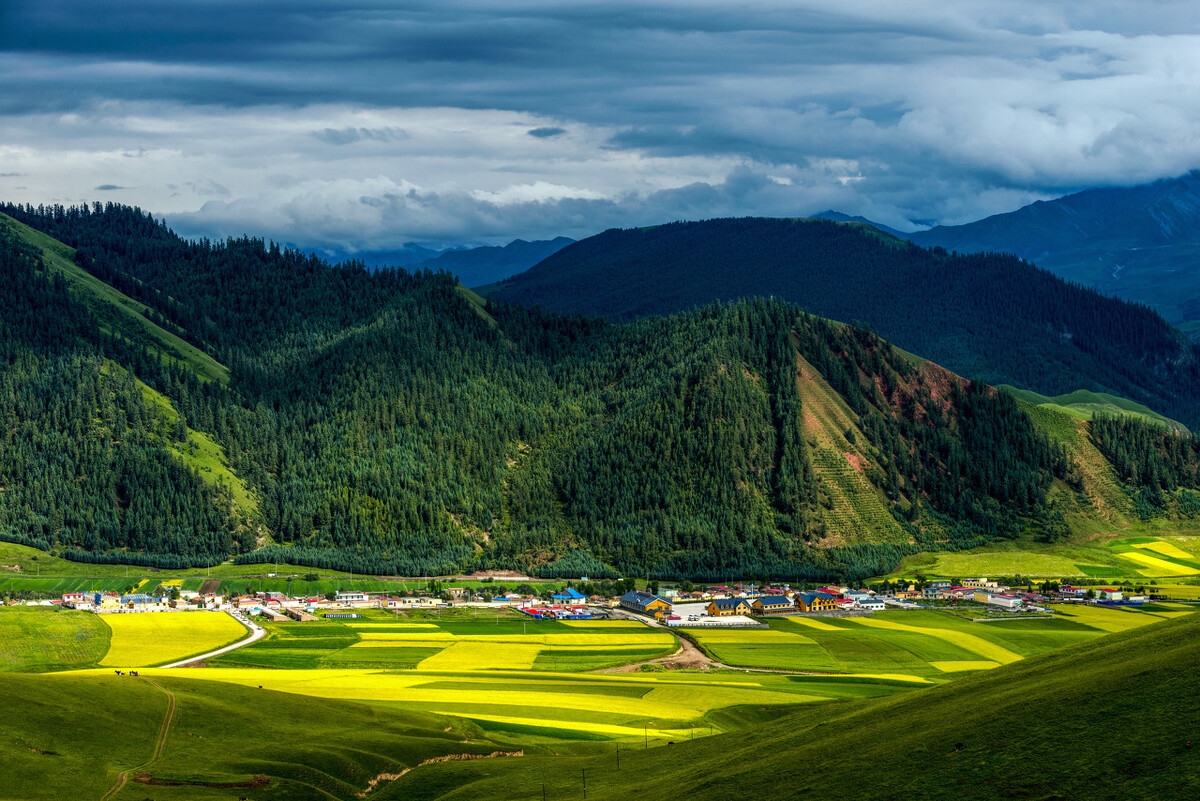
[65,667,817,722]
[560,619,650,628]
[1130,541,1195,560]
[851,618,1022,664]
[930,661,1001,673]
[418,642,542,670]
[1055,605,1162,633]
[781,617,841,631]
[1117,551,1198,576]
[101,612,246,667]
[355,632,673,647]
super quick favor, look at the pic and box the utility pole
[582,769,587,799]
[616,741,620,769]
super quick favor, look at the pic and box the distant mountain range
[487,217,1200,428]
[314,237,574,286]
[888,171,1200,337]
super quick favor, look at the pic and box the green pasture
[891,531,1200,581]
[0,607,111,672]
[213,611,675,672]
[686,607,1189,678]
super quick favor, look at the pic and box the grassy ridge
[0,211,229,384]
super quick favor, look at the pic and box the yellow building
[706,598,752,617]
[751,595,794,615]
[795,592,838,613]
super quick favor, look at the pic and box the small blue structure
[551,587,587,602]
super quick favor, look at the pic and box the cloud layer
[2,1,1199,250]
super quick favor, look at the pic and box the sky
[2,1,1200,254]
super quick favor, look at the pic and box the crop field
[214,614,677,672]
[100,612,248,667]
[59,665,919,747]
[0,607,111,672]
[686,607,1191,677]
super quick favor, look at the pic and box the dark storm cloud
[5,1,1200,247]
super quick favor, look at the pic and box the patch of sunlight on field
[342,622,439,629]
[100,612,246,667]
[159,579,184,587]
[851,619,1022,664]
[1055,605,1166,633]
[930,661,1001,673]
[67,667,815,722]
[1116,551,1198,576]
[427,712,701,739]
[418,642,543,670]
[781,617,841,631]
[688,629,816,644]
[1130,541,1195,559]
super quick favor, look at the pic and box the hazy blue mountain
[417,236,575,287]
[811,210,912,239]
[315,243,446,268]
[907,171,1200,336]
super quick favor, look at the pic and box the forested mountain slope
[908,171,1200,336]
[2,203,1196,581]
[488,217,1200,429]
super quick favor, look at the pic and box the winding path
[99,677,178,801]
[160,611,265,668]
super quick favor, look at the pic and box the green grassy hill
[398,611,1200,801]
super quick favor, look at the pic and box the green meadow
[684,606,1190,678]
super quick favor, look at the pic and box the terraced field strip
[1115,550,1199,576]
[929,660,1001,673]
[1053,605,1175,633]
[1131,541,1195,559]
[850,618,1023,664]
[60,667,876,739]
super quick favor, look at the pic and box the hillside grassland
[100,612,248,667]
[5,599,1198,798]
[0,607,110,672]
[401,612,1200,801]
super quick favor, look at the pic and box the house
[855,597,885,611]
[923,580,952,599]
[752,595,794,615]
[962,578,1000,589]
[284,608,317,622]
[551,587,587,602]
[706,597,753,617]
[619,591,672,617]
[795,592,839,613]
[1096,588,1124,602]
[975,591,1023,609]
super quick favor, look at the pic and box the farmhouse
[751,595,794,615]
[551,587,587,602]
[619,591,672,617]
[1095,588,1124,602]
[855,597,885,611]
[706,597,753,617]
[975,591,1023,609]
[795,592,839,613]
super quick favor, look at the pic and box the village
[27,575,1155,624]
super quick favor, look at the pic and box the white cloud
[3,1,1200,244]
